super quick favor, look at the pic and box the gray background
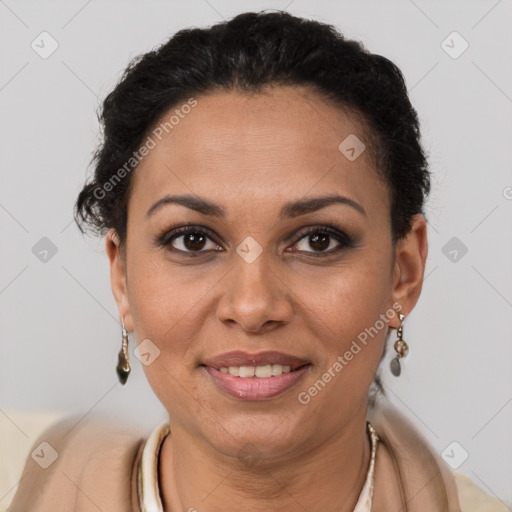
[1,0,511,507]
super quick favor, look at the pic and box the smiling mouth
[202,362,312,401]
[200,363,311,378]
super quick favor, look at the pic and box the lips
[205,364,311,400]
[201,350,310,371]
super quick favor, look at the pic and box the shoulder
[7,413,148,512]
[368,397,509,511]
[453,471,510,512]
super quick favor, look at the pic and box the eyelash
[156,224,355,257]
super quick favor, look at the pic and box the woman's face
[107,85,427,460]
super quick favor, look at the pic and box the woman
[7,10,506,512]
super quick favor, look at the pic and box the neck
[158,409,371,512]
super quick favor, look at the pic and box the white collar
[138,420,379,512]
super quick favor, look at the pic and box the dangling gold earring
[116,318,131,385]
[390,313,409,377]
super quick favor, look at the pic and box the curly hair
[74,10,431,406]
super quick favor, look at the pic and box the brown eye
[157,226,222,254]
[289,226,353,255]
[179,232,207,251]
[306,232,331,251]
[295,232,339,253]
[170,231,219,252]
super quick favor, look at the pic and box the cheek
[295,273,390,419]
[301,252,392,371]
[127,253,210,339]
[125,257,204,397]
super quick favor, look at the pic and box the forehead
[130,86,389,220]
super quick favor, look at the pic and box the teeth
[228,366,240,377]
[255,365,272,378]
[271,364,283,376]
[239,366,255,378]
[221,364,294,378]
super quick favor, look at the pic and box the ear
[389,214,428,328]
[106,228,134,332]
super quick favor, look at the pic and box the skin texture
[106,85,428,512]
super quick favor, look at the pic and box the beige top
[4,399,510,511]
[137,420,380,512]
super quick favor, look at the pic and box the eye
[156,224,354,257]
[288,226,353,255]
[157,226,222,254]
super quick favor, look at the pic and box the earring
[390,313,409,377]
[116,319,131,385]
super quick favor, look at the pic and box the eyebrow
[145,193,366,219]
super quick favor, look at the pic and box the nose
[216,252,294,334]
